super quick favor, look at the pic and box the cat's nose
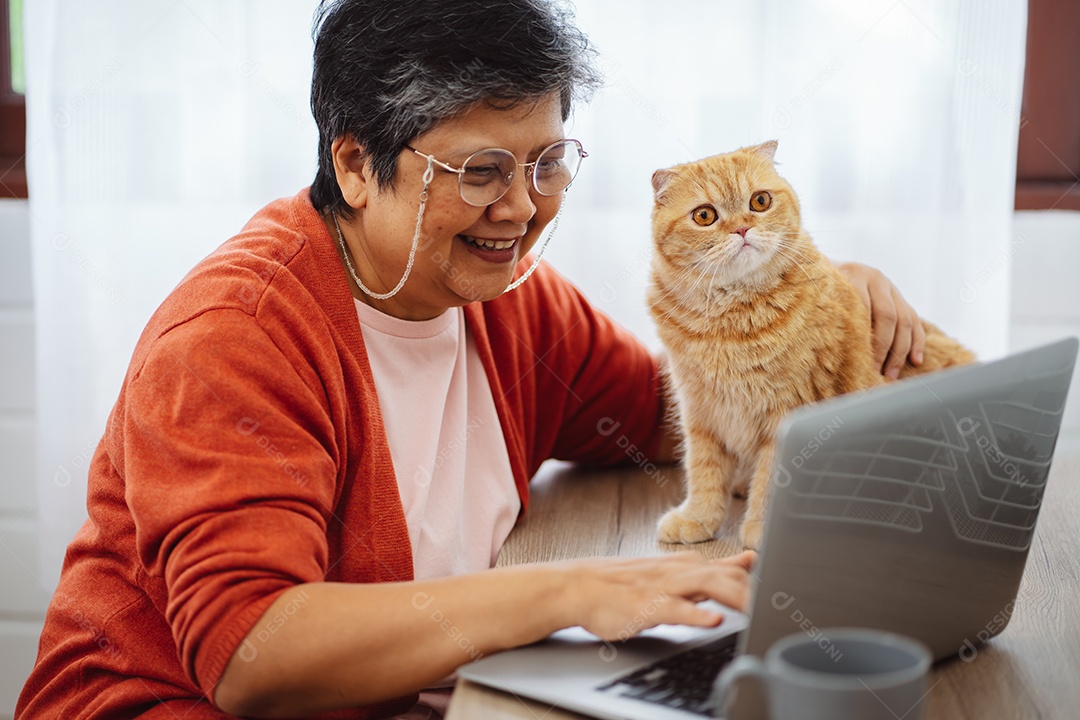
[734,226,750,238]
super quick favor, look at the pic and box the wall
[1009,211,1080,447]
[0,198,47,719]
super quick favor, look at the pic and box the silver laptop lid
[742,337,1078,662]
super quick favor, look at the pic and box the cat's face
[651,141,802,287]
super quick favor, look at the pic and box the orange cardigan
[17,189,664,719]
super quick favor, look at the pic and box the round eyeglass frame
[404,138,588,207]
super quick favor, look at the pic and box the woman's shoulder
[177,189,333,304]
[129,189,356,373]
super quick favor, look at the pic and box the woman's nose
[487,170,536,224]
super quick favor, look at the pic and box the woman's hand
[565,551,755,641]
[836,262,925,379]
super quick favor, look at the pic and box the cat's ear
[652,168,678,204]
[749,140,779,162]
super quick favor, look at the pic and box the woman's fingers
[866,271,899,374]
[572,552,753,640]
[683,563,751,613]
[716,550,757,571]
[910,304,927,366]
[653,598,726,629]
[638,565,750,630]
[849,270,873,317]
[839,261,925,376]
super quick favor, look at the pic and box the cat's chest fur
[654,265,873,423]
[663,308,810,424]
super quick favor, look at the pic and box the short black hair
[309,0,601,217]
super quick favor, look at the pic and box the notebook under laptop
[458,337,1078,720]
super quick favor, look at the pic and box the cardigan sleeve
[517,264,666,468]
[122,307,340,694]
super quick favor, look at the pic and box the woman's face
[335,92,567,320]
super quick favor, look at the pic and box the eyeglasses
[404,138,588,207]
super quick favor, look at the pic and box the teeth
[463,236,515,250]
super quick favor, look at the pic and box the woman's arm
[214,551,753,717]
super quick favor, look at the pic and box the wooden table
[447,452,1080,719]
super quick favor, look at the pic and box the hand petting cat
[835,261,928,380]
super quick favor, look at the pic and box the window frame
[0,0,28,199]
[1014,0,1080,210]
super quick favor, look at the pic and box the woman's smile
[458,234,520,263]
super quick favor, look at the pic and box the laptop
[458,337,1078,719]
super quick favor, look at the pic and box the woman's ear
[331,135,371,211]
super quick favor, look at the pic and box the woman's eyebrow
[529,137,566,155]
[442,136,566,158]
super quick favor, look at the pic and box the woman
[17,1,925,718]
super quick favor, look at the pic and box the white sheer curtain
[555,0,1027,352]
[25,0,320,585]
[25,0,1026,586]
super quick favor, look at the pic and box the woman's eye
[462,165,501,185]
[692,205,718,226]
[750,191,773,212]
[534,159,562,178]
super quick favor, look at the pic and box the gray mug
[713,628,932,720]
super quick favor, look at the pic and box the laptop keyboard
[595,633,740,717]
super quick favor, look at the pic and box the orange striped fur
[649,141,974,549]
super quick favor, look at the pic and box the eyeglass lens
[459,140,583,206]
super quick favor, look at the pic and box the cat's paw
[657,506,722,544]
[740,519,764,550]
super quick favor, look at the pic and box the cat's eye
[750,191,772,212]
[692,205,718,226]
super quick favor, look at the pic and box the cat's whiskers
[771,230,818,258]
[652,259,715,321]
[768,234,821,285]
[771,248,820,286]
[653,257,739,323]
[706,260,727,316]
[770,241,817,270]
[685,257,714,299]
[655,252,706,291]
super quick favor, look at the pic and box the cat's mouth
[731,236,758,256]
[702,235,778,279]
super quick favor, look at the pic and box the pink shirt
[355,301,522,719]
[354,300,521,580]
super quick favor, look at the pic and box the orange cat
[649,141,974,549]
